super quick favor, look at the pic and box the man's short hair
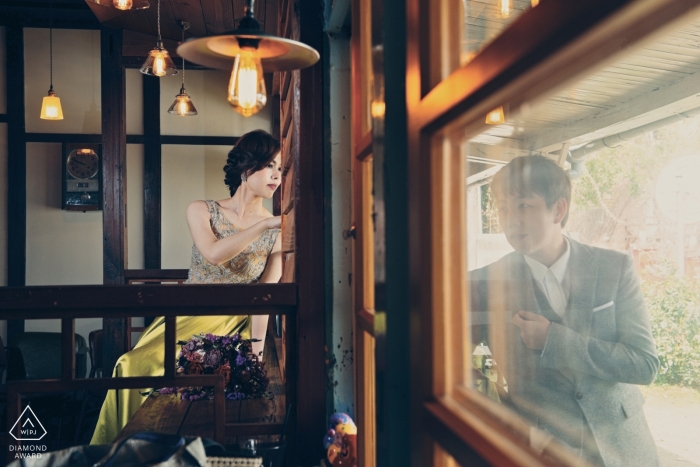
[491,155,572,227]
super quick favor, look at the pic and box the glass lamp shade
[40,90,64,120]
[168,88,198,116]
[227,49,267,117]
[140,44,178,77]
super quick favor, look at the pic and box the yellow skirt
[90,314,249,445]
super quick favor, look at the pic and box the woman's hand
[263,216,282,229]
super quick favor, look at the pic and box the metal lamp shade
[177,31,320,73]
[85,0,150,9]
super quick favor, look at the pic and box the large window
[403,0,700,465]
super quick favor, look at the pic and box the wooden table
[116,335,286,447]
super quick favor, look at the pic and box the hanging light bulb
[228,48,266,117]
[168,21,197,116]
[177,0,319,118]
[531,0,539,6]
[485,106,505,124]
[140,0,177,77]
[40,0,63,121]
[498,0,513,18]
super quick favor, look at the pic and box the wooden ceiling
[468,16,700,156]
[86,0,280,41]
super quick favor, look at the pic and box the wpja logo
[9,406,48,459]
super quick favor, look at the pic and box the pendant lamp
[40,0,63,121]
[85,0,149,10]
[140,0,178,77]
[485,106,506,125]
[176,0,319,117]
[168,21,198,116]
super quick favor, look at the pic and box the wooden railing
[0,283,297,462]
[123,269,189,349]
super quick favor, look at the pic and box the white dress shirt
[523,237,571,318]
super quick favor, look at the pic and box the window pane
[461,15,700,466]
[461,0,533,65]
[430,0,536,88]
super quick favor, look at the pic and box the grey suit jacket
[470,239,659,467]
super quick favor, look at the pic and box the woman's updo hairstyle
[224,130,281,196]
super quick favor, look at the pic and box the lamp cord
[49,0,53,90]
[181,27,185,86]
[157,0,161,41]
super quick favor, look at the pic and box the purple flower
[158,387,176,395]
[236,354,246,366]
[205,349,222,368]
[221,337,232,346]
[205,333,216,341]
[184,340,197,352]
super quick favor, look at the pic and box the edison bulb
[152,52,167,76]
[113,0,133,9]
[227,48,266,117]
[140,45,177,77]
[499,0,512,17]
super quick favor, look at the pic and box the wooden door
[351,0,377,464]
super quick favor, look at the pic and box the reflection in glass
[461,0,533,65]
[463,16,700,466]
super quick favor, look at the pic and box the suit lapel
[565,239,598,337]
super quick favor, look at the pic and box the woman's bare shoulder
[186,200,211,221]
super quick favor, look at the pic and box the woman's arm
[251,233,283,356]
[186,200,281,266]
[258,232,283,284]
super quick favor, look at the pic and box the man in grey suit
[470,155,659,467]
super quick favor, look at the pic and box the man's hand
[512,311,551,350]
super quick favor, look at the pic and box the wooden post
[6,23,26,344]
[101,27,128,373]
[295,0,327,463]
[143,74,161,270]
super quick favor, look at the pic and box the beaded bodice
[185,200,280,284]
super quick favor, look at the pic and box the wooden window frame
[405,0,700,465]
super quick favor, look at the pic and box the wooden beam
[24,134,239,145]
[101,27,128,374]
[6,23,26,343]
[143,74,161,270]
[0,3,100,30]
[522,67,700,152]
[294,0,327,463]
[0,283,298,317]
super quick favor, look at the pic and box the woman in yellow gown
[91,130,283,444]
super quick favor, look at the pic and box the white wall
[127,144,145,269]
[24,29,102,134]
[329,37,355,416]
[160,69,272,136]
[126,69,144,136]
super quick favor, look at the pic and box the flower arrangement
[158,333,270,401]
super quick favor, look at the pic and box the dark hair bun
[223,130,281,196]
